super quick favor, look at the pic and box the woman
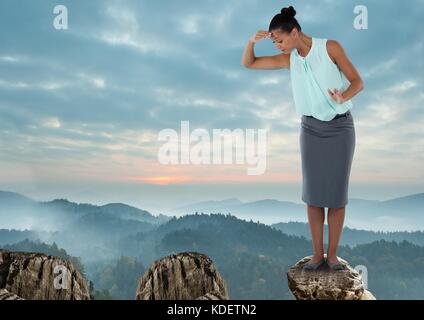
[241,6,364,270]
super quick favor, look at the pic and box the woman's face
[270,29,296,54]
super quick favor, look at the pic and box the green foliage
[1,238,85,276]
[89,256,145,300]
[91,289,113,300]
[118,214,424,300]
[0,229,39,245]
[342,240,424,299]
[4,214,424,300]
[272,222,424,247]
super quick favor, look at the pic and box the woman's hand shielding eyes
[249,30,272,44]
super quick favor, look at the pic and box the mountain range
[2,189,424,234]
[1,189,424,299]
[170,193,424,231]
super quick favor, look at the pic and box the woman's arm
[327,40,364,103]
[242,30,290,70]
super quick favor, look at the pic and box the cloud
[0,0,422,203]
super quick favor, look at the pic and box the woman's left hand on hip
[328,88,344,104]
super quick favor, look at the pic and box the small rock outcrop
[0,250,91,300]
[136,252,229,300]
[359,289,376,300]
[287,255,376,300]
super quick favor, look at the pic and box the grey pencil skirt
[300,110,355,208]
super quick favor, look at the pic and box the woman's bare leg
[327,206,346,264]
[307,204,325,262]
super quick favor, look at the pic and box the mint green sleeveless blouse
[289,37,353,121]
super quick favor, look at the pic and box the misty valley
[1,190,424,300]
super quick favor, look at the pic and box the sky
[0,0,423,213]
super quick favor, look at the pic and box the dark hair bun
[281,6,296,18]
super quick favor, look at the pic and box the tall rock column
[0,250,91,300]
[136,252,229,300]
